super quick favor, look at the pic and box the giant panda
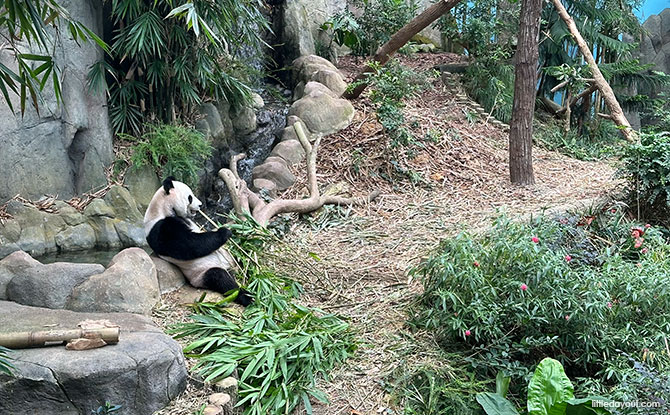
[143,177,253,306]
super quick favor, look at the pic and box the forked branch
[218,123,380,227]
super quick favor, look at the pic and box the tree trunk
[344,0,463,100]
[549,0,636,142]
[508,0,542,185]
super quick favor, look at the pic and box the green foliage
[534,120,625,161]
[171,216,355,415]
[94,0,268,134]
[0,0,106,114]
[642,92,670,134]
[0,346,14,376]
[126,122,212,187]
[462,52,515,124]
[409,211,670,388]
[325,0,417,56]
[477,359,610,415]
[620,132,670,222]
[92,402,122,414]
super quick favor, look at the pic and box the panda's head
[144,177,202,228]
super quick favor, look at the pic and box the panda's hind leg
[200,268,253,306]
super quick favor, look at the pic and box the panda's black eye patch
[188,195,193,204]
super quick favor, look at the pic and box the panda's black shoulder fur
[147,216,232,261]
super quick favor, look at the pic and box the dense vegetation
[172,217,355,415]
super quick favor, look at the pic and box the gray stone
[307,70,347,96]
[89,217,122,248]
[270,140,306,165]
[0,251,40,299]
[151,256,186,294]
[200,102,226,142]
[288,90,355,135]
[114,220,147,247]
[124,165,160,211]
[282,0,317,62]
[55,223,96,251]
[0,300,187,415]
[6,255,104,309]
[83,198,114,218]
[53,201,86,226]
[252,179,278,197]
[250,92,265,109]
[292,56,338,82]
[286,115,303,127]
[0,1,112,202]
[252,162,296,191]
[17,226,48,257]
[232,106,257,135]
[104,185,143,223]
[66,248,159,314]
[264,156,289,166]
[0,220,21,258]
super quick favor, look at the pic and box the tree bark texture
[508,0,542,185]
[344,0,463,99]
[549,0,636,142]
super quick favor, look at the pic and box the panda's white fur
[143,177,251,305]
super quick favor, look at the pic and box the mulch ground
[153,52,619,415]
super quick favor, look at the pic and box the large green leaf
[476,392,519,415]
[527,358,574,415]
[566,397,611,415]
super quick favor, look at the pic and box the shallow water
[36,247,151,267]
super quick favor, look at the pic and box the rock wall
[639,8,670,75]
[0,0,113,202]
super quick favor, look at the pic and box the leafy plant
[0,346,14,376]
[171,215,355,415]
[325,0,417,56]
[534,119,625,161]
[126,122,212,188]
[92,401,122,414]
[477,358,610,415]
[91,0,268,134]
[620,132,670,223]
[409,212,670,389]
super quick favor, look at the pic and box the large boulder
[5,253,104,309]
[288,90,355,136]
[124,165,161,211]
[270,140,306,166]
[66,248,159,314]
[0,301,187,415]
[252,161,296,191]
[0,251,40,300]
[0,0,112,202]
[151,256,186,294]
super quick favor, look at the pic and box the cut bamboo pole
[0,327,120,349]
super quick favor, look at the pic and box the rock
[250,92,265,109]
[282,0,317,62]
[0,251,40,300]
[66,248,159,314]
[151,256,186,294]
[171,284,225,305]
[0,0,112,202]
[55,223,96,251]
[16,226,48,257]
[214,377,238,415]
[288,91,355,136]
[200,102,226,142]
[114,220,147,247]
[286,115,303,127]
[89,217,122,248]
[0,220,21,258]
[203,405,223,415]
[270,140,306,165]
[0,300,187,415]
[303,81,339,98]
[232,106,257,136]
[124,165,161,211]
[6,255,104,309]
[53,201,86,226]
[264,156,289,166]
[104,185,143,223]
[292,55,338,81]
[281,121,311,142]
[83,199,114,218]
[209,393,231,406]
[252,161,296,191]
[308,70,347,96]
[252,179,277,197]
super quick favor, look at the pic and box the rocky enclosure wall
[0,0,113,202]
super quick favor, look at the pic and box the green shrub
[325,0,417,56]
[534,120,625,161]
[620,132,670,222]
[171,215,355,415]
[127,123,212,188]
[409,212,670,387]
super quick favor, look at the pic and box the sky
[635,0,669,21]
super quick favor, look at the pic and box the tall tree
[508,0,543,185]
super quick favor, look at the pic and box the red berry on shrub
[531,237,539,243]
[565,315,570,321]
[473,261,480,267]
[520,283,528,291]
[641,248,648,254]
[565,255,572,262]
[465,330,471,336]
[645,224,651,228]
[632,229,640,238]
[607,302,612,308]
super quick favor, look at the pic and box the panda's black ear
[163,177,175,194]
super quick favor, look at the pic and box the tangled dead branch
[218,123,380,227]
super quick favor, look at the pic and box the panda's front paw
[217,227,232,243]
